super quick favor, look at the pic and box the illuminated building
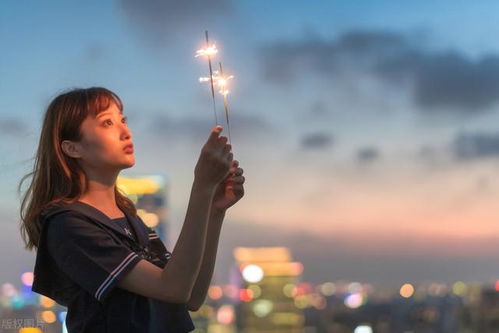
[232,247,304,332]
[475,288,499,332]
[117,174,169,241]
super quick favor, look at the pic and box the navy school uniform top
[31,200,195,333]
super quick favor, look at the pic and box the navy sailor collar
[42,200,149,247]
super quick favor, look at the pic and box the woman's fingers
[232,183,245,196]
[228,160,238,172]
[222,143,232,154]
[229,175,245,184]
[208,125,223,143]
[228,166,243,176]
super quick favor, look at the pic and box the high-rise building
[117,174,169,242]
[232,247,304,333]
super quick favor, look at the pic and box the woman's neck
[79,176,121,216]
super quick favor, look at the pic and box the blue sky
[2,1,499,288]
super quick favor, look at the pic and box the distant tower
[116,174,169,242]
[232,247,304,333]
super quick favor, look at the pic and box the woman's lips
[124,144,134,153]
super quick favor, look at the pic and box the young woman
[19,87,245,332]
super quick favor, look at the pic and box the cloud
[146,110,274,143]
[260,30,499,112]
[417,145,441,165]
[451,131,499,160]
[310,100,331,117]
[224,111,274,137]
[0,118,29,137]
[260,30,415,83]
[300,132,333,150]
[117,0,233,48]
[399,51,499,111]
[356,146,380,164]
[84,42,106,64]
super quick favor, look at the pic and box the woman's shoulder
[41,202,89,228]
[40,202,107,245]
[41,200,84,220]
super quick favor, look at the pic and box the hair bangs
[88,88,123,118]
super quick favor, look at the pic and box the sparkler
[195,30,219,125]
[217,62,233,145]
[199,67,234,144]
[196,31,235,145]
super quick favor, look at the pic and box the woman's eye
[122,116,128,124]
[104,119,113,126]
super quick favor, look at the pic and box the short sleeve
[46,211,141,302]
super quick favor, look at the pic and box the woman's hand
[212,159,245,212]
[194,125,233,189]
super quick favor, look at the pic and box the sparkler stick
[195,30,219,125]
[217,62,233,145]
[205,31,218,125]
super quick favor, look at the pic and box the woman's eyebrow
[97,110,124,118]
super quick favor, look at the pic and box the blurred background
[2,0,499,332]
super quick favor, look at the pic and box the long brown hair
[18,87,137,251]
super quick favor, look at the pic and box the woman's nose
[121,123,132,140]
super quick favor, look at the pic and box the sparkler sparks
[195,30,219,125]
[199,66,234,144]
[195,44,218,58]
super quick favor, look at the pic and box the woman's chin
[120,159,135,169]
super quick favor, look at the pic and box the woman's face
[69,101,135,172]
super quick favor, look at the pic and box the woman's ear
[61,140,82,158]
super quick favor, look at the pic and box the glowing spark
[195,44,218,57]
[195,30,219,125]
[199,70,234,97]
[216,74,234,96]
